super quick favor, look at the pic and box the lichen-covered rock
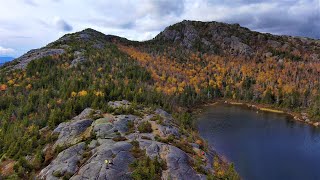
[181,23,200,49]
[113,115,137,134]
[72,108,100,121]
[108,100,131,109]
[138,140,206,180]
[53,119,93,149]
[88,140,98,149]
[38,142,86,180]
[71,51,87,67]
[92,118,115,139]
[229,36,252,56]
[92,115,137,139]
[71,141,134,180]
[39,104,215,180]
[157,124,180,137]
[10,48,65,70]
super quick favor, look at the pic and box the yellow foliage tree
[78,90,88,97]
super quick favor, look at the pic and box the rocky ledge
[38,101,215,180]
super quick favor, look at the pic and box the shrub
[212,155,240,180]
[130,155,167,180]
[130,140,145,158]
[173,140,195,155]
[150,114,163,121]
[126,121,135,134]
[137,121,152,133]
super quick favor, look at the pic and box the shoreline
[223,100,319,128]
[192,99,319,128]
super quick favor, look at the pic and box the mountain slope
[0,20,319,179]
[118,20,320,121]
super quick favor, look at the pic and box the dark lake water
[197,103,320,180]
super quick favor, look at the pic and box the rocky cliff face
[154,20,320,59]
[38,101,214,180]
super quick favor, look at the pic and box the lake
[197,103,320,180]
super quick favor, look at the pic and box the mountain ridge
[3,20,319,71]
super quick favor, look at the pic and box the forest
[119,44,320,119]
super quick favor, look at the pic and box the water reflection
[197,103,320,180]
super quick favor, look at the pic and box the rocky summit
[38,101,213,180]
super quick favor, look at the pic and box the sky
[0,0,319,58]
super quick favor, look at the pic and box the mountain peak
[154,20,320,57]
[78,28,106,36]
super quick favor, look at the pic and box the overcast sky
[0,0,319,57]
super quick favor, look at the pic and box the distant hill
[0,56,14,66]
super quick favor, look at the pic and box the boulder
[72,108,96,120]
[138,140,205,180]
[157,124,180,137]
[53,119,93,149]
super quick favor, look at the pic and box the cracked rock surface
[38,101,214,180]
[39,142,86,180]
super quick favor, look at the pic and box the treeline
[119,45,320,120]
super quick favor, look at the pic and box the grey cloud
[55,19,73,31]
[84,18,136,30]
[88,0,184,31]
[153,0,185,16]
[212,0,320,39]
[37,18,73,32]
[121,22,135,29]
